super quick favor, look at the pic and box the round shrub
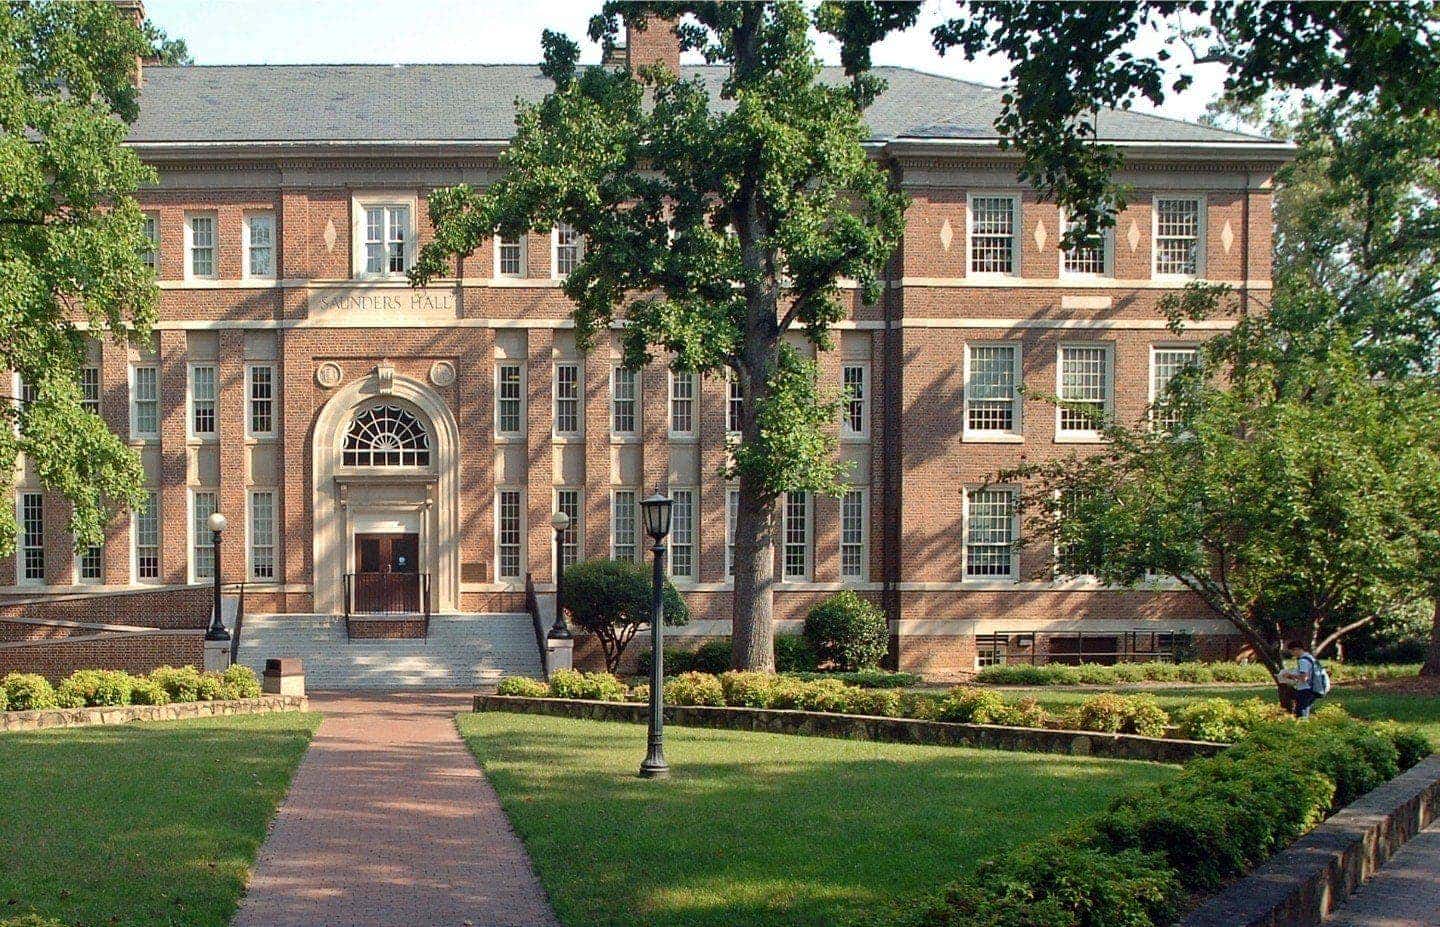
[222,664,262,699]
[845,686,901,716]
[938,686,1008,724]
[774,634,819,672]
[899,690,943,720]
[149,665,201,702]
[802,591,888,671]
[1073,693,1131,734]
[1125,694,1170,738]
[719,671,776,708]
[562,558,689,673]
[546,669,587,699]
[626,682,650,703]
[665,671,724,706]
[1173,698,1240,742]
[546,669,627,701]
[765,675,808,709]
[2,672,57,711]
[690,639,733,674]
[997,697,1049,728]
[796,678,853,713]
[496,676,550,698]
[196,672,228,701]
[128,677,170,706]
[56,669,134,708]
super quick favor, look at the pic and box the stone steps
[235,612,543,689]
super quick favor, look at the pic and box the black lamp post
[204,511,230,642]
[548,510,572,640]
[638,493,673,779]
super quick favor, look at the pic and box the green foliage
[497,677,551,698]
[0,916,69,927]
[626,682,649,704]
[546,669,628,702]
[195,673,227,701]
[844,686,901,717]
[640,635,819,677]
[1067,694,1170,738]
[718,671,777,708]
[785,669,918,688]
[55,670,132,708]
[0,684,7,712]
[562,558,689,672]
[221,664,262,700]
[126,677,169,706]
[1174,697,1291,742]
[1,673,57,711]
[664,671,725,707]
[796,677,853,713]
[147,665,201,703]
[975,661,1418,687]
[937,687,1009,725]
[802,591,889,671]
[774,634,819,672]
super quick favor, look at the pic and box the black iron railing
[344,572,431,621]
[977,629,1200,668]
[525,572,549,678]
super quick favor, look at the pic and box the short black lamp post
[549,510,572,640]
[638,493,673,779]
[204,511,230,642]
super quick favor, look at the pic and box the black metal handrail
[525,572,549,678]
[228,581,246,664]
[345,572,431,618]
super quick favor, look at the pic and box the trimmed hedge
[974,660,1421,687]
[636,636,821,677]
[1,666,263,713]
[1,673,57,711]
[802,591,888,671]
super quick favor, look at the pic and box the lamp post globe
[638,493,673,779]
[204,511,230,642]
[548,510,572,640]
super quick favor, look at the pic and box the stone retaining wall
[474,694,1225,763]
[1180,752,1440,927]
[0,694,309,733]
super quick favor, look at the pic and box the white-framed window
[1055,487,1101,579]
[669,488,695,580]
[186,212,216,279]
[612,489,638,562]
[1153,196,1205,278]
[968,194,1019,275]
[552,222,583,278]
[726,371,743,435]
[189,364,217,438]
[343,404,431,467]
[1150,346,1200,430]
[783,491,811,581]
[611,367,638,436]
[134,490,160,582]
[244,212,276,279]
[964,343,1022,438]
[361,203,412,276]
[248,489,276,581]
[964,487,1017,581]
[669,370,695,436]
[18,492,43,584]
[140,213,158,272]
[841,488,868,581]
[247,364,275,436]
[842,364,869,438]
[556,488,581,571]
[495,233,526,278]
[190,489,217,581]
[496,488,525,580]
[80,366,101,416]
[1056,344,1113,440]
[131,365,159,439]
[554,363,581,437]
[725,488,739,578]
[1060,210,1113,277]
[14,374,36,421]
[496,363,524,437]
[77,543,103,583]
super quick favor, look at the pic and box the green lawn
[457,712,1175,927]
[0,711,320,927]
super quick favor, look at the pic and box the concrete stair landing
[235,613,542,689]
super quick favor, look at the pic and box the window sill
[960,578,1020,588]
[494,434,526,445]
[1054,433,1109,445]
[962,432,1025,444]
[610,434,642,444]
[668,434,698,444]
[840,433,871,444]
[244,435,278,445]
[186,437,220,447]
[551,435,586,445]
[128,437,160,446]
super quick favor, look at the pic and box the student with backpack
[1279,641,1331,718]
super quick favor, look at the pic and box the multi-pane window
[364,205,410,275]
[556,489,581,570]
[248,365,274,435]
[727,373,743,434]
[842,365,868,437]
[783,491,811,580]
[140,214,158,272]
[132,365,158,437]
[19,492,43,582]
[554,222,583,277]
[965,344,1019,434]
[554,363,581,436]
[135,490,160,581]
[246,213,276,278]
[1055,488,1101,578]
[969,195,1018,275]
[965,489,1015,579]
[497,489,523,579]
[725,488,738,577]
[1154,197,1202,277]
[80,366,100,416]
[1061,212,1110,276]
[976,633,1008,668]
[670,370,695,434]
[343,404,430,467]
[78,544,103,582]
[187,214,215,278]
[496,233,525,277]
[841,489,867,580]
[611,367,637,435]
[612,490,638,562]
[192,490,217,580]
[669,489,694,579]
[1150,347,1199,430]
[17,376,37,414]
[190,365,216,437]
[496,364,523,435]
[249,490,275,581]
[1057,345,1111,436]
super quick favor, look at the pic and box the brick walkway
[232,692,559,927]
[1327,821,1440,927]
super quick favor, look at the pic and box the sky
[143,0,1231,124]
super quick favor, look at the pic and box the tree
[562,559,689,673]
[143,21,193,65]
[413,2,906,670]
[0,2,158,556]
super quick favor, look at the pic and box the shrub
[546,669,627,702]
[222,664,262,699]
[899,690,943,721]
[1174,698,1291,742]
[128,677,170,706]
[774,634,819,672]
[546,669,587,699]
[972,663,1053,686]
[1375,722,1433,769]
[196,672,228,701]
[496,676,550,698]
[562,559,689,673]
[719,671,776,708]
[149,665,201,702]
[803,591,888,671]
[785,669,920,689]
[765,675,808,709]
[626,683,649,703]
[937,686,1008,725]
[845,686,901,716]
[665,671,724,706]
[56,669,134,708]
[997,697,1049,728]
[1072,693,1170,737]
[796,678,854,713]
[690,639,734,674]
[0,685,7,712]
[2,672,57,711]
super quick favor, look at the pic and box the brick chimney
[625,16,681,74]
[110,0,146,86]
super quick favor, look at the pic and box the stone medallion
[315,361,343,388]
[429,360,457,387]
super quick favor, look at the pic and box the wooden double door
[353,533,421,613]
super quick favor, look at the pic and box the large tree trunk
[731,477,778,671]
[1422,599,1440,677]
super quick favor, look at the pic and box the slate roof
[127,63,1274,146]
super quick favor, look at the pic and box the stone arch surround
[311,371,460,614]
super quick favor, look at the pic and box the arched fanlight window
[342,404,431,467]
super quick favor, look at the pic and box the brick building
[0,15,1291,682]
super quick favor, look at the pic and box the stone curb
[1180,752,1440,927]
[0,695,309,732]
[473,694,1225,763]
